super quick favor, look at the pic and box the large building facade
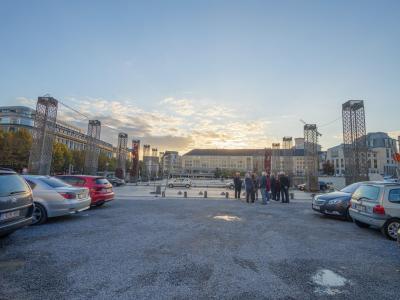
[0,106,114,158]
[326,132,399,177]
[181,148,310,176]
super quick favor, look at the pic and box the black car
[311,182,366,221]
[0,168,34,237]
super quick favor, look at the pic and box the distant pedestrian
[271,174,277,200]
[259,171,271,205]
[266,172,271,203]
[252,173,260,200]
[275,174,281,202]
[244,173,255,203]
[280,173,290,203]
[259,172,267,204]
[233,172,242,199]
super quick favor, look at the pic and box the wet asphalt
[0,195,399,300]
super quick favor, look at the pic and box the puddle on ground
[312,269,349,296]
[0,259,25,271]
[213,215,241,222]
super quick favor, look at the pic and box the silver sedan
[22,175,91,225]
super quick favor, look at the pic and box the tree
[0,129,32,171]
[51,142,72,174]
[98,152,117,172]
[322,160,335,176]
[71,150,85,174]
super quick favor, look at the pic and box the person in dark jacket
[252,173,260,200]
[279,173,290,203]
[270,174,276,200]
[244,173,255,203]
[259,172,267,204]
[233,172,242,199]
[275,174,281,201]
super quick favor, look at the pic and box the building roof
[183,148,306,157]
[183,149,266,156]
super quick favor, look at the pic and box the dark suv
[0,168,34,237]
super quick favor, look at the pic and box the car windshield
[40,177,71,188]
[0,174,30,196]
[352,185,381,202]
[340,182,362,194]
[95,178,110,185]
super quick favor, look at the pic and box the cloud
[18,96,276,154]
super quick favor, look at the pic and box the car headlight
[329,199,344,204]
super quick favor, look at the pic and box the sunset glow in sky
[1,1,399,153]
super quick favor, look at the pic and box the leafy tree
[71,150,85,174]
[322,160,335,176]
[0,129,32,171]
[98,152,117,172]
[51,142,72,174]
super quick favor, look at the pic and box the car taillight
[373,205,385,215]
[59,192,76,199]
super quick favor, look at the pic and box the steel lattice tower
[304,124,319,191]
[130,140,140,182]
[282,137,294,176]
[342,100,368,185]
[264,148,272,173]
[28,96,58,175]
[116,132,128,179]
[271,143,281,175]
[84,120,101,175]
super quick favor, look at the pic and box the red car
[56,175,114,206]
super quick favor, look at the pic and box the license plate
[0,210,20,221]
[355,204,366,212]
[313,204,320,210]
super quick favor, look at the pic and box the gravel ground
[1,195,399,300]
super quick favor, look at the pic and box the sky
[0,0,399,154]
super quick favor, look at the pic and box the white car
[168,178,192,188]
[23,175,91,225]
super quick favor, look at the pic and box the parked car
[105,174,125,187]
[312,182,366,221]
[298,181,330,191]
[56,175,114,207]
[398,227,400,246]
[0,168,34,237]
[22,175,91,225]
[168,178,192,188]
[349,182,400,240]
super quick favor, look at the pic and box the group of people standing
[233,172,291,204]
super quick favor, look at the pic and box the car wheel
[185,184,190,188]
[382,218,400,241]
[96,202,105,207]
[354,219,370,228]
[0,231,14,238]
[32,203,47,225]
[168,184,173,188]
[345,208,353,222]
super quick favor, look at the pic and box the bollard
[156,185,161,195]
[184,191,187,198]
[225,192,229,199]
[204,191,207,198]
[290,192,294,200]
[162,191,165,198]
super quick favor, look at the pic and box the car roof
[22,175,49,179]
[57,175,101,178]
[0,168,17,174]
[361,181,400,187]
